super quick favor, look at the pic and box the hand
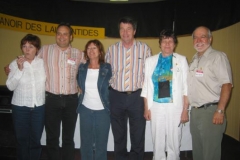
[144,109,151,121]
[17,56,25,71]
[4,64,10,75]
[213,112,224,124]
[180,109,189,123]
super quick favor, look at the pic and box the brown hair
[159,29,178,44]
[83,39,105,64]
[20,34,41,51]
[118,16,137,31]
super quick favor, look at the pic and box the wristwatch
[216,109,224,114]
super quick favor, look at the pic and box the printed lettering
[25,22,41,31]
[0,17,22,28]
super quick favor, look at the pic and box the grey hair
[192,26,212,38]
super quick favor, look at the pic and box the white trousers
[150,102,182,160]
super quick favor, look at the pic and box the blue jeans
[12,105,45,160]
[45,92,78,160]
[79,104,110,160]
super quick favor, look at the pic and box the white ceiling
[71,0,165,4]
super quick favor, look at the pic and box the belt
[193,102,218,109]
[46,91,77,97]
[109,87,141,95]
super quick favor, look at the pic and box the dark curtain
[0,0,239,37]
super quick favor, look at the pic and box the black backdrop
[0,0,239,37]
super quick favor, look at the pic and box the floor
[0,147,192,160]
[0,113,239,160]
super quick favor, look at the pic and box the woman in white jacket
[141,29,189,160]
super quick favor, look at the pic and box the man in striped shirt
[38,23,84,160]
[105,17,151,160]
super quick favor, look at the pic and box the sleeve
[105,46,111,63]
[141,57,150,98]
[6,60,23,91]
[142,45,152,79]
[146,45,152,58]
[37,46,44,58]
[77,64,83,87]
[77,49,85,64]
[181,56,189,96]
[105,47,114,85]
[213,52,233,85]
[108,63,112,78]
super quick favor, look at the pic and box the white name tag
[195,70,203,77]
[67,58,76,65]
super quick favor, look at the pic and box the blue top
[152,53,173,103]
[76,62,112,113]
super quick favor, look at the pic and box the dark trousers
[109,89,146,160]
[12,105,45,160]
[45,92,78,160]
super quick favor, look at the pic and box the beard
[194,42,210,53]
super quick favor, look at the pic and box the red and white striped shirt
[105,40,151,92]
[38,44,84,95]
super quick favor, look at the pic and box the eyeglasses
[193,35,209,40]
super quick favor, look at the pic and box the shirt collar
[193,46,212,60]
[55,44,71,52]
[120,39,136,49]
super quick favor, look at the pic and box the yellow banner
[0,13,105,39]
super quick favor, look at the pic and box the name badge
[67,58,76,65]
[195,70,203,77]
[158,80,170,98]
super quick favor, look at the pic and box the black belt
[193,102,218,109]
[109,87,141,95]
[46,91,77,97]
